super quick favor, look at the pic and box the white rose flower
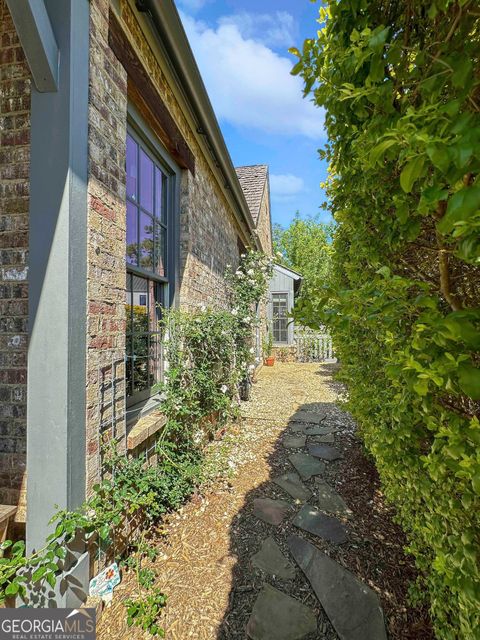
[249,347,255,354]
[220,384,228,394]
[231,309,238,316]
[247,269,254,275]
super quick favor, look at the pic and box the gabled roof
[273,263,303,280]
[235,164,268,224]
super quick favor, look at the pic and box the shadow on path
[216,394,433,640]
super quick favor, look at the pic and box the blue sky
[176,0,329,228]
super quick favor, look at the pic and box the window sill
[126,393,167,451]
[127,411,167,451]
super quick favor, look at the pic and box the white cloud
[180,12,325,139]
[270,174,305,201]
[218,11,297,48]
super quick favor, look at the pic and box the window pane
[126,202,138,266]
[149,332,162,391]
[126,273,133,334]
[155,167,167,224]
[126,135,138,201]
[126,337,133,397]
[140,149,154,213]
[132,336,149,393]
[131,276,148,333]
[154,223,166,277]
[148,280,159,331]
[272,293,288,343]
[139,212,154,271]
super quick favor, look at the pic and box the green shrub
[292,1,480,637]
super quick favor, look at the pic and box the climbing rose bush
[291,1,480,637]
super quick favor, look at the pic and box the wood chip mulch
[97,363,434,640]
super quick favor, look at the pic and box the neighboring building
[0,0,271,604]
[268,264,303,346]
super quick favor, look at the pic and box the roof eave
[138,0,260,249]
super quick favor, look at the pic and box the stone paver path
[98,363,430,640]
[289,536,387,640]
[272,473,311,503]
[246,584,317,640]
[251,538,296,580]
[288,452,326,481]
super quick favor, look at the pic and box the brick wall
[0,0,29,515]
[119,1,243,310]
[85,0,128,492]
[84,1,263,487]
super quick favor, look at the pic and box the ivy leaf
[426,144,451,173]
[291,61,303,76]
[472,474,480,496]
[5,582,19,596]
[400,157,425,193]
[438,186,480,234]
[458,364,480,400]
[32,566,47,583]
[369,139,397,165]
[452,58,473,88]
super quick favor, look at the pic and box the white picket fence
[294,327,336,363]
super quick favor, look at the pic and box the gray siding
[268,267,297,345]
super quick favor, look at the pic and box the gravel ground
[97,363,433,640]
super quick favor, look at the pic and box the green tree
[273,213,333,297]
[291,1,480,637]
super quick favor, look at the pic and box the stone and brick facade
[0,0,273,559]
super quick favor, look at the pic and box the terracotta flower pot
[264,356,275,367]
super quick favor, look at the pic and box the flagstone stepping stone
[288,422,305,432]
[315,479,352,517]
[253,498,291,526]
[289,535,387,640]
[251,537,297,580]
[290,410,326,425]
[288,453,325,481]
[304,425,336,436]
[273,473,312,502]
[308,444,343,461]
[293,504,347,544]
[310,433,335,444]
[283,434,306,449]
[246,584,317,640]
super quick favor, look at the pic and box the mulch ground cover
[97,363,434,640]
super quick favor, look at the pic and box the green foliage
[262,331,273,358]
[126,589,167,636]
[273,213,333,300]
[0,249,272,629]
[293,1,480,637]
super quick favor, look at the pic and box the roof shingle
[235,164,268,224]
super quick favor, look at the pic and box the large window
[272,293,289,344]
[125,126,174,407]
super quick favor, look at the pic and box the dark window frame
[125,107,180,411]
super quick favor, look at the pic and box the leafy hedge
[292,1,480,637]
